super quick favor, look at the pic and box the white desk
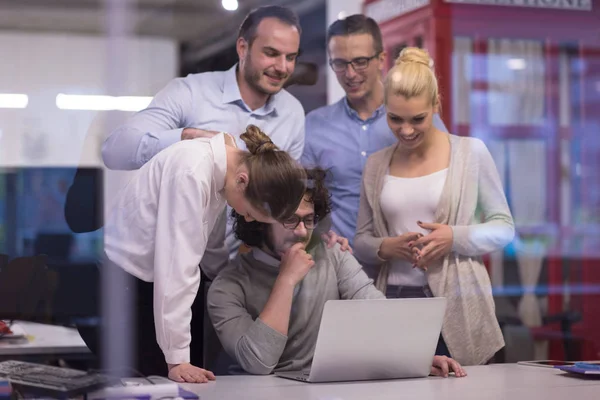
[180,364,600,400]
[0,321,90,357]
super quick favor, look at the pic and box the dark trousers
[385,284,452,358]
[77,264,205,376]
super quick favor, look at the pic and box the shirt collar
[342,96,385,122]
[222,64,242,105]
[221,63,278,116]
[209,133,227,192]
[262,93,279,116]
[252,248,281,268]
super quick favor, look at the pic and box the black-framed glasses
[282,215,317,230]
[329,53,380,73]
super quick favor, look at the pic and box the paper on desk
[0,323,27,340]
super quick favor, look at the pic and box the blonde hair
[239,125,307,221]
[384,47,438,107]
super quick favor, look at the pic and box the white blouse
[104,134,227,365]
[379,169,448,286]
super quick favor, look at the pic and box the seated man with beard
[207,168,466,378]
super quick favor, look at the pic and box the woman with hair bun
[103,124,307,382]
[355,47,514,365]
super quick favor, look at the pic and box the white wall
[0,31,178,236]
[326,0,364,104]
[0,32,177,168]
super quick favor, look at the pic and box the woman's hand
[430,356,467,378]
[378,232,423,262]
[168,363,216,383]
[412,222,453,268]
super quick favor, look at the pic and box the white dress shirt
[103,134,227,365]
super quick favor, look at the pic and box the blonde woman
[354,47,514,365]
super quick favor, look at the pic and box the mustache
[265,71,287,79]
[285,237,308,245]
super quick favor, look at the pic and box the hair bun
[240,124,279,155]
[395,47,434,69]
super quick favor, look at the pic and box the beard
[264,233,309,259]
[243,53,287,96]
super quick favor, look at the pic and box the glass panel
[487,39,545,126]
[452,37,473,126]
[506,139,547,226]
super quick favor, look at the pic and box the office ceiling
[0,0,324,62]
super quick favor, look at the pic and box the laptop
[275,297,447,383]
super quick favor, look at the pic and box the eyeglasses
[282,215,317,230]
[329,53,380,73]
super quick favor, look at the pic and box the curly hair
[233,167,331,248]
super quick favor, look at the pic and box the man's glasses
[282,215,317,230]
[329,53,380,73]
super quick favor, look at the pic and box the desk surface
[181,364,600,400]
[0,321,90,356]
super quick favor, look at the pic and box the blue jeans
[385,284,452,358]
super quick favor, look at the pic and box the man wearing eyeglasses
[206,168,465,377]
[301,15,447,249]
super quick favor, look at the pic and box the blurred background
[0,0,599,368]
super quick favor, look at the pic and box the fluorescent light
[338,11,347,20]
[56,94,153,111]
[222,0,238,11]
[0,93,28,109]
[507,58,526,70]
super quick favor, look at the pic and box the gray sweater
[207,243,385,375]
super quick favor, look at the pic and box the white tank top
[379,168,448,286]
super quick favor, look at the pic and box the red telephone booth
[364,0,600,361]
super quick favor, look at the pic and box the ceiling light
[56,94,152,111]
[222,0,238,11]
[507,58,526,70]
[338,11,347,20]
[0,93,28,109]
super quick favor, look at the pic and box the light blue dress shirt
[102,64,306,170]
[302,97,447,245]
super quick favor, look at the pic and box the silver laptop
[275,297,446,383]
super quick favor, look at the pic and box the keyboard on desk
[0,360,110,398]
